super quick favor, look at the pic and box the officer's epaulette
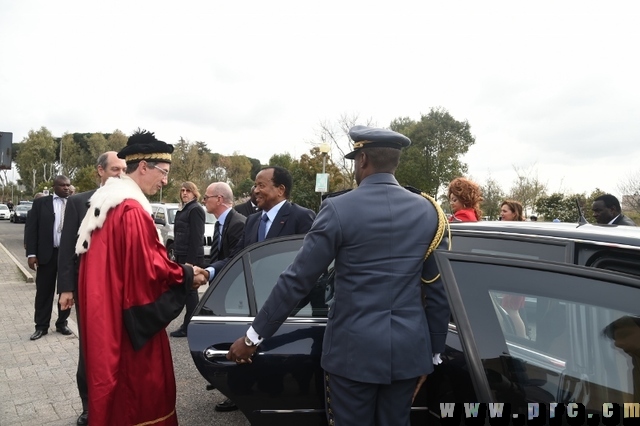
[403,185,424,195]
[322,189,352,201]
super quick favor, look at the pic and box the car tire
[167,242,176,261]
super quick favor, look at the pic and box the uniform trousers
[324,372,416,426]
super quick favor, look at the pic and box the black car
[188,222,640,425]
[11,204,31,223]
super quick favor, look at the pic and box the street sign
[315,173,329,193]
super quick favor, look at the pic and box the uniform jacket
[213,208,246,262]
[252,173,450,384]
[208,201,315,272]
[26,195,56,265]
[234,200,260,218]
[57,189,96,293]
[173,199,205,265]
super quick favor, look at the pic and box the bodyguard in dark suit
[199,167,315,412]
[57,151,126,426]
[233,185,261,218]
[227,126,451,426]
[592,194,637,226]
[26,175,72,340]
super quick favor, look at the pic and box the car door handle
[204,349,233,363]
[204,348,261,365]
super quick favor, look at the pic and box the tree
[535,193,582,222]
[15,127,58,194]
[60,133,93,179]
[316,113,376,191]
[481,177,505,220]
[391,107,475,198]
[106,130,128,153]
[225,154,252,189]
[508,164,547,217]
[618,171,640,216]
[164,138,213,202]
[268,148,345,212]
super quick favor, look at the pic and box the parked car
[187,222,640,425]
[10,204,31,223]
[0,204,10,220]
[150,203,216,262]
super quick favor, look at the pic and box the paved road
[0,219,250,425]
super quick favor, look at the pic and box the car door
[188,235,331,426]
[433,251,640,424]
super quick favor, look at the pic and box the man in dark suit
[57,151,126,426]
[26,175,73,340]
[204,181,247,261]
[199,166,315,412]
[234,185,261,217]
[202,166,316,283]
[227,126,451,425]
[170,181,246,338]
[592,194,637,226]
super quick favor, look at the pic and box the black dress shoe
[30,330,48,340]
[56,326,73,335]
[170,327,187,338]
[215,398,238,412]
[77,410,88,425]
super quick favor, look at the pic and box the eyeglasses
[180,188,192,192]
[203,194,222,201]
[152,164,170,177]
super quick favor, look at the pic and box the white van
[150,203,216,263]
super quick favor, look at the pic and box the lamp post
[318,143,330,207]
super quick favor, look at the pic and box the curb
[0,240,34,282]
[0,240,79,336]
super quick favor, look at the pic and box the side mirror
[154,217,166,226]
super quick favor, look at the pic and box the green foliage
[391,107,475,198]
[269,148,346,212]
[481,177,506,220]
[164,138,214,201]
[235,178,255,198]
[508,165,547,217]
[15,127,58,193]
[534,192,597,223]
[72,165,100,193]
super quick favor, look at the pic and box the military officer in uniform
[227,125,451,426]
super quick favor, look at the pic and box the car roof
[0,204,8,208]
[450,221,640,248]
[150,203,180,209]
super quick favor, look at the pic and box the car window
[249,241,332,318]
[167,208,177,224]
[444,257,640,414]
[198,237,332,318]
[452,235,568,262]
[199,260,249,316]
[152,206,163,221]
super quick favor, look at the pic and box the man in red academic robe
[75,130,206,426]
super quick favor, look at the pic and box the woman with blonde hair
[170,181,205,337]
[447,177,483,222]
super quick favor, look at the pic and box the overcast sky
[2,1,639,199]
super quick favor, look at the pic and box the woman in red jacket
[447,177,483,222]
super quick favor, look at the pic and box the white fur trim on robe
[75,176,153,255]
